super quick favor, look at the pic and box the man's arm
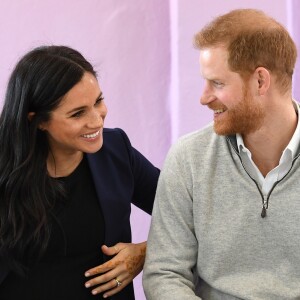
[143,142,201,299]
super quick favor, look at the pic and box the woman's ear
[28,112,46,131]
[27,112,35,121]
[255,67,270,96]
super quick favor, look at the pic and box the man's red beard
[208,88,265,136]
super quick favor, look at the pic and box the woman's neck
[47,151,84,178]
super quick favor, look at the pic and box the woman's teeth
[82,131,100,138]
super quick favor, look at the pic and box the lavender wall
[0,1,298,299]
[291,0,300,99]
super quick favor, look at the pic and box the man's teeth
[82,131,100,138]
[214,109,225,114]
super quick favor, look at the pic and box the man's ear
[255,67,270,96]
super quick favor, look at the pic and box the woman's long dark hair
[0,45,96,273]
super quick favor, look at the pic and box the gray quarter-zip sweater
[143,123,300,300]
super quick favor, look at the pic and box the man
[143,9,299,300]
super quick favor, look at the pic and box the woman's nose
[88,108,106,128]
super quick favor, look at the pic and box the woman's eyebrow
[66,92,103,115]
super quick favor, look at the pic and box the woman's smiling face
[41,72,108,158]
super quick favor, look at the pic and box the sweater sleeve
[142,140,202,299]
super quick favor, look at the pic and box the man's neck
[242,101,298,177]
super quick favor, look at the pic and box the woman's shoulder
[86,128,136,172]
[86,128,132,161]
[103,127,131,147]
[103,127,123,134]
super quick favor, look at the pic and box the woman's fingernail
[85,283,90,288]
[85,272,90,277]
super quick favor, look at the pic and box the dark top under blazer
[0,128,160,300]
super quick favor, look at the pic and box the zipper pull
[261,206,266,218]
[261,196,267,218]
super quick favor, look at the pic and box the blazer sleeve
[117,128,160,214]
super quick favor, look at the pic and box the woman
[0,45,160,299]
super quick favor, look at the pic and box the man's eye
[213,81,223,87]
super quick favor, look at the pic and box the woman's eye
[95,97,104,105]
[71,110,84,118]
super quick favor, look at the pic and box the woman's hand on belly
[84,241,147,298]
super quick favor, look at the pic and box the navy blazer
[0,128,160,300]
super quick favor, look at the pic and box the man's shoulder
[175,123,222,149]
[166,123,228,162]
[179,123,215,141]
